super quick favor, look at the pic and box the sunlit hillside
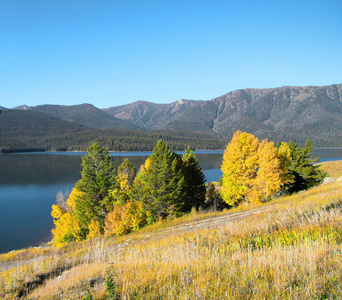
[1,161,341,299]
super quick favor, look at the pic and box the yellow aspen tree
[51,206,80,247]
[104,200,146,236]
[66,185,83,210]
[221,131,259,205]
[248,140,282,204]
[51,186,82,247]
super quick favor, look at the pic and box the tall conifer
[74,142,117,238]
[280,140,326,193]
[133,140,185,221]
[182,146,206,211]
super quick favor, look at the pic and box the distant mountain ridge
[4,83,342,147]
[14,103,140,130]
[104,83,342,146]
[103,99,205,129]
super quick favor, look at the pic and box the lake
[0,149,341,254]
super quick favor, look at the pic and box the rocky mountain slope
[103,99,205,130]
[105,84,342,145]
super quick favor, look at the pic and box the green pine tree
[280,140,326,194]
[133,140,185,221]
[182,146,206,211]
[74,142,118,238]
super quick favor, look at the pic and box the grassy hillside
[1,161,341,299]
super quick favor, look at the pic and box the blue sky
[1,0,341,108]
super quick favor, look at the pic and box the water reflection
[0,152,224,186]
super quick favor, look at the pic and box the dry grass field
[1,161,342,299]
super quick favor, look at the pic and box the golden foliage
[221,131,259,205]
[221,131,282,205]
[66,186,83,211]
[248,139,282,204]
[104,200,147,237]
[277,141,294,185]
[51,204,65,220]
[51,187,83,247]
[87,220,102,239]
[51,209,80,247]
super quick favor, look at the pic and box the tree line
[0,128,226,153]
[51,140,208,246]
[51,131,326,247]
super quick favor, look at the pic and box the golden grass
[319,159,342,179]
[1,167,342,299]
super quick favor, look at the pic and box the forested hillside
[0,110,225,152]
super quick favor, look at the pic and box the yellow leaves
[276,142,294,185]
[66,186,83,211]
[221,131,282,205]
[87,220,102,239]
[119,178,131,194]
[104,200,147,237]
[141,157,151,173]
[221,131,259,205]
[248,140,282,204]
[51,211,80,247]
[51,204,65,220]
[51,189,83,247]
[110,174,132,206]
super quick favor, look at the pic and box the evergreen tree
[133,140,185,221]
[74,142,118,238]
[182,146,206,211]
[281,140,326,194]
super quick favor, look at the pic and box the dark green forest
[0,110,226,152]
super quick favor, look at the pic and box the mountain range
[105,84,342,144]
[2,83,342,148]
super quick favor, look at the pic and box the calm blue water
[0,149,341,254]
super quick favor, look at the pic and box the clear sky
[1,0,341,109]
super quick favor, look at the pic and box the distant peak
[13,105,30,110]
